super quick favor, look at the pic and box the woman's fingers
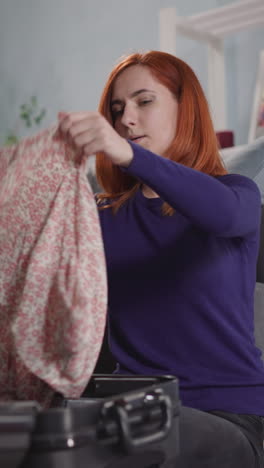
[68,116,99,139]
[58,111,68,122]
[83,137,102,157]
[59,112,98,135]
[74,129,94,149]
[57,111,133,166]
[59,113,108,149]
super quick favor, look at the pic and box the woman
[59,51,264,467]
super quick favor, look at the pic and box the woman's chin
[136,137,149,149]
[131,137,156,154]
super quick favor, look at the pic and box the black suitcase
[0,401,39,468]
[1,375,180,468]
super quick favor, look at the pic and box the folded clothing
[0,126,107,407]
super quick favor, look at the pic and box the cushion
[221,137,264,283]
[216,130,234,148]
[221,136,264,197]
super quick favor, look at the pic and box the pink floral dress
[0,126,107,407]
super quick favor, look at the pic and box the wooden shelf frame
[159,0,264,132]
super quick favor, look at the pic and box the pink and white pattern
[0,126,107,407]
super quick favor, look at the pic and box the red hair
[96,50,227,215]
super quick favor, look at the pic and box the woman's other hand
[58,112,133,167]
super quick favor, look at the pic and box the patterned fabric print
[0,126,107,407]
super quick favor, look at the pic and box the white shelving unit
[159,0,264,132]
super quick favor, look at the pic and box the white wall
[0,0,263,145]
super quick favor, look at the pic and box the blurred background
[0,0,263,147]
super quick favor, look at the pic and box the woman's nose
[120,105,137,127]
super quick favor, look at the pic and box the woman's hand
[58,112,133,167]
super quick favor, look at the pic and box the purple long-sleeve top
[97,142,264,414]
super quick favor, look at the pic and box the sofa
[221,136,264,359]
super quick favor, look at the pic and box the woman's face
[111,65,178,156]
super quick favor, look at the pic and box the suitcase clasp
[98,388,173,452]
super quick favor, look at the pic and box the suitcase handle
[99,389,173,452]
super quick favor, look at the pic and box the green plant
[5,133,19,146]
[20,96,46,128]
[4,96,46,146]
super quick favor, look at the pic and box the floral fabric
[0,126,107,407]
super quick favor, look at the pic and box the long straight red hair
[96,50,227,215]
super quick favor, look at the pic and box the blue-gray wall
[0,0,263,145]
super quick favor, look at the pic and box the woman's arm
[122,141,261,238]
[58,112,261,238]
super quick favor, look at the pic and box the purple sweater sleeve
[121,141,261,238]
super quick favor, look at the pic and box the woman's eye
[112,108,123,119]
[139,99,152,106]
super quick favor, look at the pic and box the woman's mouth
[130,135,146,143]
